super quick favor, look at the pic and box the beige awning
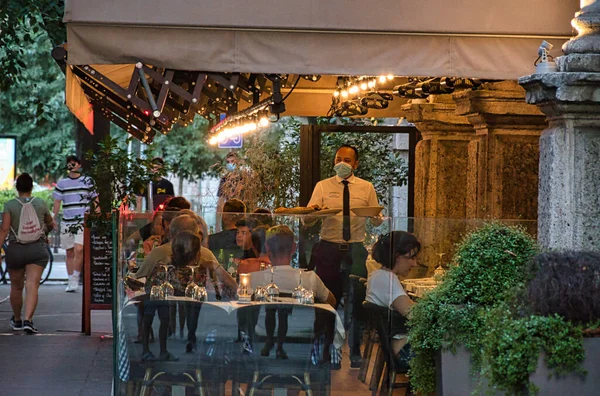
[65,0,578,80]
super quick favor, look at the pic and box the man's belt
[320,239,363,251]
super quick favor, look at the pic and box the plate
[351,206,384,217]
[312,208,343,216]
[274,207,315,215]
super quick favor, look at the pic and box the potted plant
[482,250,600,394]
[408,222,538,394]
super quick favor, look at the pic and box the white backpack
[10,198,44,244]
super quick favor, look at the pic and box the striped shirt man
[53,175,97,225]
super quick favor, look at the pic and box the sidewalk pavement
[0,284,113,396]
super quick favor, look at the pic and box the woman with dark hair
[0,173,54,333]
[366,231,420,357]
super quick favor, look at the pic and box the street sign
[218,134,243,149]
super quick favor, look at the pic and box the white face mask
[334,162,353,179]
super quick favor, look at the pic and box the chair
[231,304,333,396]
[363,302,412,396]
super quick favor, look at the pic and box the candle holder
[238,273,252,302]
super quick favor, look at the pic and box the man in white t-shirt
[250,225,335,358]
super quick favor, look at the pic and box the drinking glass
[254,286,267,302]
[150,285,164,300]
[160,264,175,298]
[302,290,315,305]
[185,266,200,298]
[265,267,279,302]
[292,269,306,303]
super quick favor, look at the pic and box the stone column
[520,0,600,250]
[402,94,476,219]
[402,95,476,275]
[453,81,546,222]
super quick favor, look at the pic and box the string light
[208,99,272,145]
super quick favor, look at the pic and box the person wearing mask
[137,157,175,211]
[250,225,335,359]
[216,152,241,231]
[208,198,245,260]
[52,155,97,293]
[306,144,382,366]
[366,231,420,364]
[0,173,55,333]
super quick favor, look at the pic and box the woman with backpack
[0,173,55,334]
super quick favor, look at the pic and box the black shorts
[5,240,49,270]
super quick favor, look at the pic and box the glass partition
[113,210,536,395]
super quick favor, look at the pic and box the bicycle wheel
[1,242,7,284]
[40,245,54,284]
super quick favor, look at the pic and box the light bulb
[333,90,340,97]
[387,74,394,80]
[360,82,368,91]
[341,90,349,98]
[259,117,269,127]
[379,76,387,83]
[209,137,218,145]
[349,85,359,95]
[247,122,257,131]
[368,80,376,88]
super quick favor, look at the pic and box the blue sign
[218,134,243,149]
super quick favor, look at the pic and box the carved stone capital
[401,94,474,138]
[453,81,546,132]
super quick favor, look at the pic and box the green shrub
[408,222,538,394]
[0,188,54,212]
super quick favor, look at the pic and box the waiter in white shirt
[307,144,382,366]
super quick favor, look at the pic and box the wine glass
[185,266,200,298]
[434,252,446,278]
[265,267,279,302]
[302,290,314,305]
[160,264,174,299]
[150,284,164,300]
[292,269,306,303]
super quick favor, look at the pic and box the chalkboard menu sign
[89,229,113,306]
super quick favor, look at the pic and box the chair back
[362,301,409,372]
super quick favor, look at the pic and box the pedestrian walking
[52,155,97,292]
[0,173,55,333]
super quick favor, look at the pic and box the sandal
[159,352,179,361]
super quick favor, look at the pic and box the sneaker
[10,316,23,331]
[65,277,79,293]
[23,320,38,334]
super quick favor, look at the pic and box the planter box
[529,338,600,395]
[436,346,501,396]
[436,338,600,395]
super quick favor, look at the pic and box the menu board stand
[82,218,114,335]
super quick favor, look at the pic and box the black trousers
[309,240,368,358]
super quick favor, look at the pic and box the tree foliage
[0,0,65,91]
[0,10,74,183]
[152,117,222,182]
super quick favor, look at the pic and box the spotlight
[259,116,270,127]
[535,40,557,73]
[360,82,368,91]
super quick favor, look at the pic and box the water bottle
[135,240,145,269]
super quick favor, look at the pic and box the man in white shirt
[306,144,382,366]
[250,225,335,358]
